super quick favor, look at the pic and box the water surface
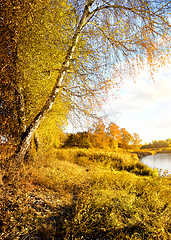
[140,153,171,175]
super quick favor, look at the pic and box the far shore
[132,148,171,159]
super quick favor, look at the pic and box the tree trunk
[15,87,27,134]
[12,1,94,164]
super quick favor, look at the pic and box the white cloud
[105,62,171,142]
[108,65,171,115]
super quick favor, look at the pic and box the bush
[125,162,159,177]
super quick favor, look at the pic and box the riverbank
[132,150,156,159]
[1,148,171,239]
[155,148,171,153]
[132,147,171,159]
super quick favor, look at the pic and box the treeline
[141,139,171,149]
[63,120,142,150]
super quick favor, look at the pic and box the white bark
[13,1,94,163]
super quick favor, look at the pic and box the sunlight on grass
[65,169,171,239]
[1,148,170,239]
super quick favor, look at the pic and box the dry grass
[0,147,171,239]
[65,169,171,239]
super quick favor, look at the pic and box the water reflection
[140,153,171,175]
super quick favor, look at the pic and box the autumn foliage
[63,120,142,150]
[0,0,170,163]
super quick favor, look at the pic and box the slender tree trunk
[12,1,94,164]
[15,87,27,133]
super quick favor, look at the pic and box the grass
[0,147,171,239]
[65,170,170,239]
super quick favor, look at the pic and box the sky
[105,62,171,144]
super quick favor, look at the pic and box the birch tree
[16,0,73,150]
[1,0,170,164]
[0,0,71,150]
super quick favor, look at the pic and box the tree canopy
[63,121,142,150]
[0,0,170,163]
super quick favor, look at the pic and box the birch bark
[13,1,94,163]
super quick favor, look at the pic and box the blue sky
[105,62,171,143]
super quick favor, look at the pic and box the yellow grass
[0,147,170,239]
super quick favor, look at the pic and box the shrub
[125,162,159,177]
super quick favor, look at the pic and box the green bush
[125,162,159,177]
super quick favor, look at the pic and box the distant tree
[90,120,109,149]
[106,122,121,149]
[141,140,169,149]
[166,139,171,147]
[63,133,79,148]
[119,128,134,149]
[132,133,142,150]
[63,131,92,148]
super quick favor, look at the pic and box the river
[140,153,171,175]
